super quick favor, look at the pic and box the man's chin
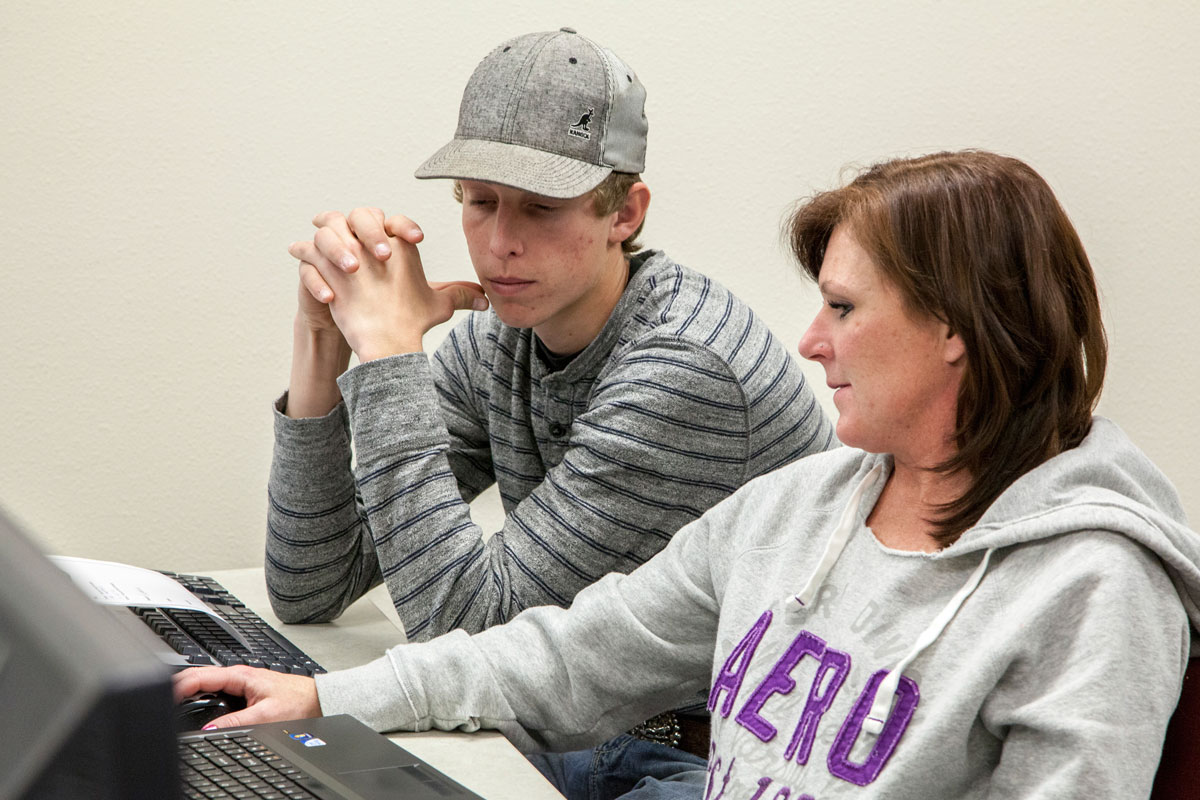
[488,303,543,331]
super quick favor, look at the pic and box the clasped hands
[290,207,489,362]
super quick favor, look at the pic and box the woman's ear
[609,181,650,245]
[943,326,966,365]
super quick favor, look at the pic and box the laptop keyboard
[180,731,328,799]
[132,572,326,676]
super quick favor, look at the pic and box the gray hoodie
[317,417,1199,798]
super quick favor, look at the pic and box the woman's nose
[798,315,828,362]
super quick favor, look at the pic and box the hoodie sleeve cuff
[315,653,423,733]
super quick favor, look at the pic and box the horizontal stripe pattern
[265,251,835,637]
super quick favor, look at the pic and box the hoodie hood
[789,416,1199,736]
[950,417,1199,642]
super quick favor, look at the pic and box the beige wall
[2,1,1197,569]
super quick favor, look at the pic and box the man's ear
[609,181,650,245]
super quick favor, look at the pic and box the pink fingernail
[202,723,217,731]
[375,244,390,258]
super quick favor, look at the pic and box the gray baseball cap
[415,28,648,199]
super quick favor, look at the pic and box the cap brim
[415,138,612,199]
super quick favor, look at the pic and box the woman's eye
[829,301,852,318]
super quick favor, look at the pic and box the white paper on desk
[49,555,214,614]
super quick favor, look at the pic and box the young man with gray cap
[267,27,834,798]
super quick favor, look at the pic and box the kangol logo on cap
[568,107,594,140]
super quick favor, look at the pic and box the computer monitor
[0,507,180,799]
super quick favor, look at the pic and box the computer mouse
[176,690,247,732]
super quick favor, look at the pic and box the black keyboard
[131,572,326,677]
[180,730,323,799]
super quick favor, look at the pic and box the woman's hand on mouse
[173,665,320,729]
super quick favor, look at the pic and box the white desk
[203,567,564,800]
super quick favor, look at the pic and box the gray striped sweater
[265,250,835,639]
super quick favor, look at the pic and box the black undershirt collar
[532,254,647,372]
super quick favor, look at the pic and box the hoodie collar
[787,461,996,738]
[786,416,1200,739]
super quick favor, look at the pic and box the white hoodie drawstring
[793,464,885,608]
[863,547,994,735]
[788,460,996,738]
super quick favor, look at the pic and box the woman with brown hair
[179,150,1200,798]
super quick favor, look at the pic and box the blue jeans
[528,734,708,800]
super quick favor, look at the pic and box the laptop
[0,506,482,799]
[178,714,481,799]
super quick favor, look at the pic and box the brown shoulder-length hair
[788,150,1107,545]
